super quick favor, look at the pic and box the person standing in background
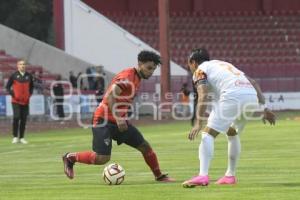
[69,71,77,88]
[53,75,65,122]
[179,83,191,117]
[95,72,106,104]
[6,59,33,144]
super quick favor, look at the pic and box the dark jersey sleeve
[6,73,14,96]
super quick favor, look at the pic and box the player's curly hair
[138,50,161,66]
[189,48,210,64]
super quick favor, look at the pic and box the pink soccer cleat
[215,176,237,185]
[182,175,209,188]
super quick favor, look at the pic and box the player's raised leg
[62,151,110,179]
[62,125,112,179]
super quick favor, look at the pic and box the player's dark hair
[138,50,161,66]
[189,48,210,64]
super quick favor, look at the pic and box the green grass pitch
[1,119,300,200]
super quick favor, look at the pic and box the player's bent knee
[95,154,110,165]
[136,141,151,154]
[227,127,238,136]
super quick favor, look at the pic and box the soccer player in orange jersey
[62,50,175,182]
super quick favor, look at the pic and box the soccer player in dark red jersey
[62,50,175,182]
[6,59,33,144]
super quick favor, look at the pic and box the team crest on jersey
[104,138,111,146]
[118,79,130,85]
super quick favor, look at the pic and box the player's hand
[188,124,202,141]
[262,108,276,125]
[116,119,128,132]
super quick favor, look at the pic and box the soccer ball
[102,163,125,185]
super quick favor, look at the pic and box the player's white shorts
[207,94,259,134]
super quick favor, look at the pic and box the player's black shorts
[92,119,145,155]
[12,103,29,119]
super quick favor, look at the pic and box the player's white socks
[225,135,241,176]
[199,133,214,176]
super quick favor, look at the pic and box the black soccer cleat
[156,173,176,182]
[62,153,75,179]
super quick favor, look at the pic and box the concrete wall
[0,24,114,80]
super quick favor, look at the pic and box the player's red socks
[67,149,162,176]
[142,148,162,177]
[67,151,96,164]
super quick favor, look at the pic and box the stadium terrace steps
[104,11,300,92]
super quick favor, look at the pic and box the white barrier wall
[264,92,300,110]
[0,92,299,117]
[64,0,187,76]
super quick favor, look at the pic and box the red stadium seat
[0,50,5,55]
[261,78,278,92]
[295,78,300,90]
[277,78,296,91]
[102,10,300,93]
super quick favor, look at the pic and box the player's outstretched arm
[246,75,265,104]
[188,84,209,140]
[246,75,276,126]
